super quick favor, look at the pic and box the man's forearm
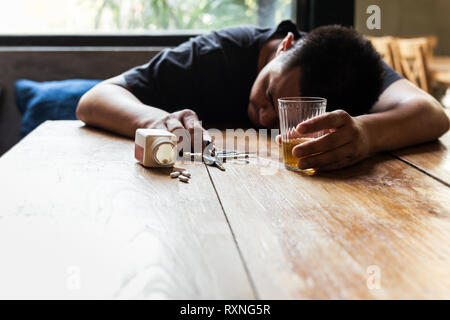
[76,82,169,138]
[358,97,449,154]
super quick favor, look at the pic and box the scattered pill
[179,175,190,183]
[170,171,181,178]
[181,170,191,177]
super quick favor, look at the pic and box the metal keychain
[202,139,226,171]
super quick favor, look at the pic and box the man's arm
[359,79,449,153]
[291,79,449,171]
[76,76,168,138]
[76,76,206,140]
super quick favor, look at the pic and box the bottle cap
[152,138,176,166]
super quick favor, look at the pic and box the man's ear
[275,32,295,57]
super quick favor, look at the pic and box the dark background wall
[355,0,450,56]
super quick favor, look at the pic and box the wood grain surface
[430,57,450,85]
[1,122,449,299]
[208,130,450,299]
[0,121,254,299]
[430,56,450,73]
[394,131,450,186]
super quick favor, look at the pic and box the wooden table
[431,56,450,85]
[0,121,449,299]
[431,57,450,73]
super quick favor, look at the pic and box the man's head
[248,25,385,128]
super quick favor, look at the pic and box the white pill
[170,171,181,178]
[179,175,190,183]
[181,170,191,177]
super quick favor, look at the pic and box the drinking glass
[278,97,327,175]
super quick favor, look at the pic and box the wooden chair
[395,38,432,93]
[368,36,402,73]
[425,36,438,60]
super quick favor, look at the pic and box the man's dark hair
[281,25,385,116]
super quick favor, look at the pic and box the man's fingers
[296,110,351,134]
[275,128,300,145]
[181,110,202,132]
[165,117,184,132]
[292,129,353,158]
[297,142,354,170]
[151,122,169,131]
[275,135,281,145]
[181,109,211,147]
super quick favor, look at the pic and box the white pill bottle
[134,129,177,167]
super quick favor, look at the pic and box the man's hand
[146,108,211,148]
[291,110,371,171]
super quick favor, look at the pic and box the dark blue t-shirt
[122,20,401,126]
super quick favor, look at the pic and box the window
[0,0,294,34]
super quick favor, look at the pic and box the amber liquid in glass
[281,137,317,175]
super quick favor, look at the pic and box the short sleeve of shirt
[381,61,403,92]
[121,25,277,125]
[123,41,204,110]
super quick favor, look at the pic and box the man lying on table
[76,20,449,171]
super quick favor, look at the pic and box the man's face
[248,58,301,128]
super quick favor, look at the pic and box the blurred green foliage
[81,0,292,31]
